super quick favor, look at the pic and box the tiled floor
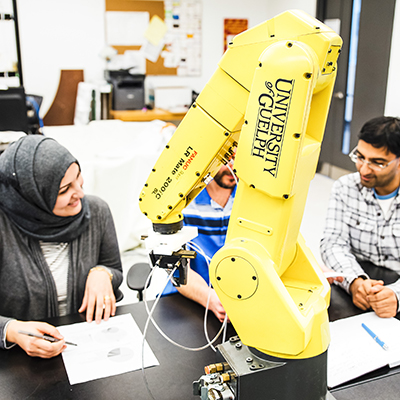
[118,172,335,306]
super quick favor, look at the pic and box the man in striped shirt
[321,117,400,318]
[163,162,236,322]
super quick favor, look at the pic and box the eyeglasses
[349,147,398,171]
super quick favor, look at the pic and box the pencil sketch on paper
[57,313,159,385]
[107,347,135,363]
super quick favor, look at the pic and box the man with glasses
[321,116,400,318]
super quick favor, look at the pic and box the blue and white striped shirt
[162,186,236,295]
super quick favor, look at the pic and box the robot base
[213,336,334,400]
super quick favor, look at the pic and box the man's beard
[214,170,236,189]
[359,169,397,191]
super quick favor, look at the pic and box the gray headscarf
[0,135,90,242]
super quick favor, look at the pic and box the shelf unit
[0,0,23,87]
[0,0,31,134]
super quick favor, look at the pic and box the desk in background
[110,108,187,123]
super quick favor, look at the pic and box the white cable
[226,161,238,185]
[222,319,228,344]
[187,240,226,352]
[143,264,227,352]
[140,264,227,400]
[190,240,216,351]
[140,159,236,397]
[141,265,165,400]
[222,158,236,345]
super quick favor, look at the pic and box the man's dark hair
[358,116,400,157]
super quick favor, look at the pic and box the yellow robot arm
[139,9,342,359]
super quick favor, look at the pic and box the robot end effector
[142,226,198,287]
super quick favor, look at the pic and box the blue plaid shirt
[320,172,400,308]
[162,186,236,295]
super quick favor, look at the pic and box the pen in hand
[18,330,77,346]
[361,323,389,351]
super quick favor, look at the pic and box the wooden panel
[105,0,178,75]
[43,70,84,126]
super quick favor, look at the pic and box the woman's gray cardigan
[0,195,123,349]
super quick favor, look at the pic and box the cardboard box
[154,87,192,112]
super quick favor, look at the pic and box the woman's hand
[6,320,65,358]
[79,268,116,323]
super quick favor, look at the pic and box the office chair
[126,262,152,301]
[26,94,44,135]
[115,288,124,302]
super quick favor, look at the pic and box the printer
[106,70,145,110]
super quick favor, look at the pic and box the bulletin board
[224,19,248,52]
[105,0,177,75]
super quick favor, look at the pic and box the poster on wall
[163,0,202,76]
[106,12,150,46]
[224,19,248,52]
[104,0,202,76]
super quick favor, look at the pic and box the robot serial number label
[171,145,197,179]
[171,146,197,175]
[151,146,198,200]
[152,176,173,200]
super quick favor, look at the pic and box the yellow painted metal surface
[139,9,342,359]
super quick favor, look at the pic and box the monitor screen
[0,87,29,133]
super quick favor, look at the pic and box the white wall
[17,0,107,115]
[15,0,400,120]
[16,0,316,117]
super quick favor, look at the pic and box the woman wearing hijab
[0,135,123,358]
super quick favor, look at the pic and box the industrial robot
[139,9,342,400]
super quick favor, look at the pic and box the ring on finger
[104,295,111,302]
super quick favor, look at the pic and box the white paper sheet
[328,312,400,388]
[142,38,164,63]
[57,313,159,385]
[106,12,149,46]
